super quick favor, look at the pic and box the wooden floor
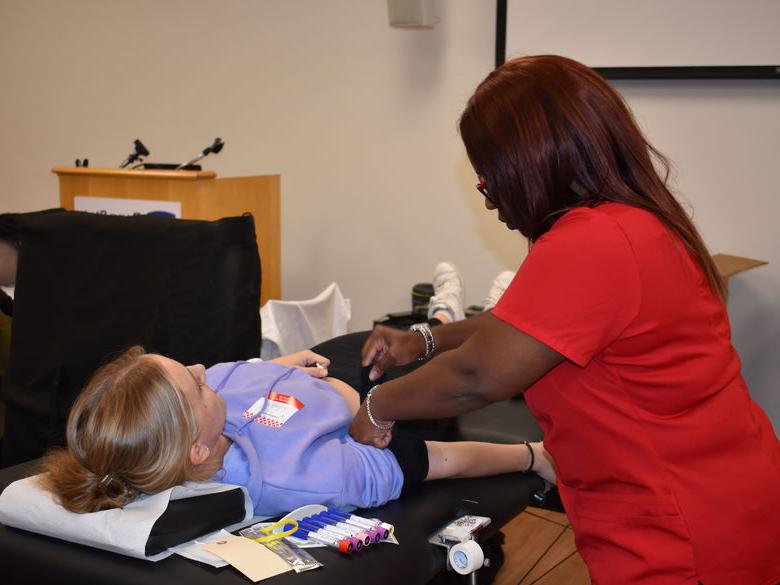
[493,506,591,585]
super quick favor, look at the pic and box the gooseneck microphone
[176,137,224,170]
[119,139,150,168]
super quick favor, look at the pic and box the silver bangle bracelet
[409,322,435,361]
[365,385,395,431]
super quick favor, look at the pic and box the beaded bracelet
[522,441,535,473]
[409,322,435,361]
[365,385,395,431]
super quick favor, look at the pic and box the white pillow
[0,475,252,561]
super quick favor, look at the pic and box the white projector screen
[505,0,780,69]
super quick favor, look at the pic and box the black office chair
[1,210,261,467]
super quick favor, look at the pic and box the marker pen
[305,517,370,548]
[292,525,353,554]
[318,512,381,544]
[325,509,381,534]
[328,508,394,539]
[299,520,363,552]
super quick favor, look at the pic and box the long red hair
[459,55,724,300]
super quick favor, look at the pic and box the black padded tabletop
[0,460,543,585]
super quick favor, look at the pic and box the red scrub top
[493,202,780,585]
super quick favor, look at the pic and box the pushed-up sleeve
[492,208,641,367]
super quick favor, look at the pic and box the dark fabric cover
[386,434,430,488]
[145,488,248,556]
[1,210,261,466]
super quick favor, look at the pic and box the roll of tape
[448,540,484,575]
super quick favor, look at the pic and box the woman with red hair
[351,55,780,585]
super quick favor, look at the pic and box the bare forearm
[369,314,564,423]
[351,314,564,448]
[425,440,556,484]
[370,346,491,422]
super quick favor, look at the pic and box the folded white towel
[261,282,351,359]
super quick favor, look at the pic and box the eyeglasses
[476,178,495,205]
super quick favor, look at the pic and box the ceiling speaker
[387,0,436,28]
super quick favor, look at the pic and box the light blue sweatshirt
[207,361,404,516]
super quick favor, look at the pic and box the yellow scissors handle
[248,519,299,543]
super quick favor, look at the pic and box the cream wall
[0,0,520,318]
[1,1,778,429]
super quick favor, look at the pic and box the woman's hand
[271,350,331,378]
[349,403,394,448]
[361,325,424,381]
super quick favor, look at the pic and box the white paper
[74,196,181,218]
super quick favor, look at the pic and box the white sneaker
[427,262,465,322]
[483,270,515,310]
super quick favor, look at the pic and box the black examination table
[0,332,545,585]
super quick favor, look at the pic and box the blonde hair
[40,346,213,513]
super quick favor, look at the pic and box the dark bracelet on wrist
[522,441,535,473]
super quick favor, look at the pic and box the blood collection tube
[305,517,370,548]
[292,525,353,554]
[319,512,382,544]
[327,508,393,539]
[313,512,375,545]
[299,520,363,552]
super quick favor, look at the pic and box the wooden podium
[51,167,280,305]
